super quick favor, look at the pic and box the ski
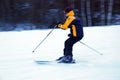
[35,59,76,65]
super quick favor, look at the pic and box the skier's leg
[64,37,81,56]
[64,38,73,56]
[57,37,82,63]
[59,37,80,63]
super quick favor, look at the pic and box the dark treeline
[0,0,120,31]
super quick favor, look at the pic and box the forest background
[0,0,120,31]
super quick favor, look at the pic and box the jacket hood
[66,10,75,17]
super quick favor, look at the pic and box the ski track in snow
[0,25,120,80]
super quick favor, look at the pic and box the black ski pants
[63,36,83,56]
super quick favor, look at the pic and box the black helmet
[64,7,73,14]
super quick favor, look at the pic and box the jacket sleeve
[61,16,75,30]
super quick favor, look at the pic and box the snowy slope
[0,25,120,80]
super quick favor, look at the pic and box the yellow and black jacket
[59,10,84,38]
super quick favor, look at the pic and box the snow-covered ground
[0,25,120,80]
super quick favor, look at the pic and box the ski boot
[56,56,65,61]
[57,55,75,63]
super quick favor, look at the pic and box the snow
[0,25,120,80]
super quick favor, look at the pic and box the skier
[57,7,84,63]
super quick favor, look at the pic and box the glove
[58,24,62,28]
[68,34,72,37]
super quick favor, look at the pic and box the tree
[100,0,105,25]
[107,0,113,25]
[71,0,75,9]
[80,0,87,26]
[86,0,92,26]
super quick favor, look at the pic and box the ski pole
[32,25,57,53]
[79,41,103,55]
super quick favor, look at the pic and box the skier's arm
[58,16,75,30]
